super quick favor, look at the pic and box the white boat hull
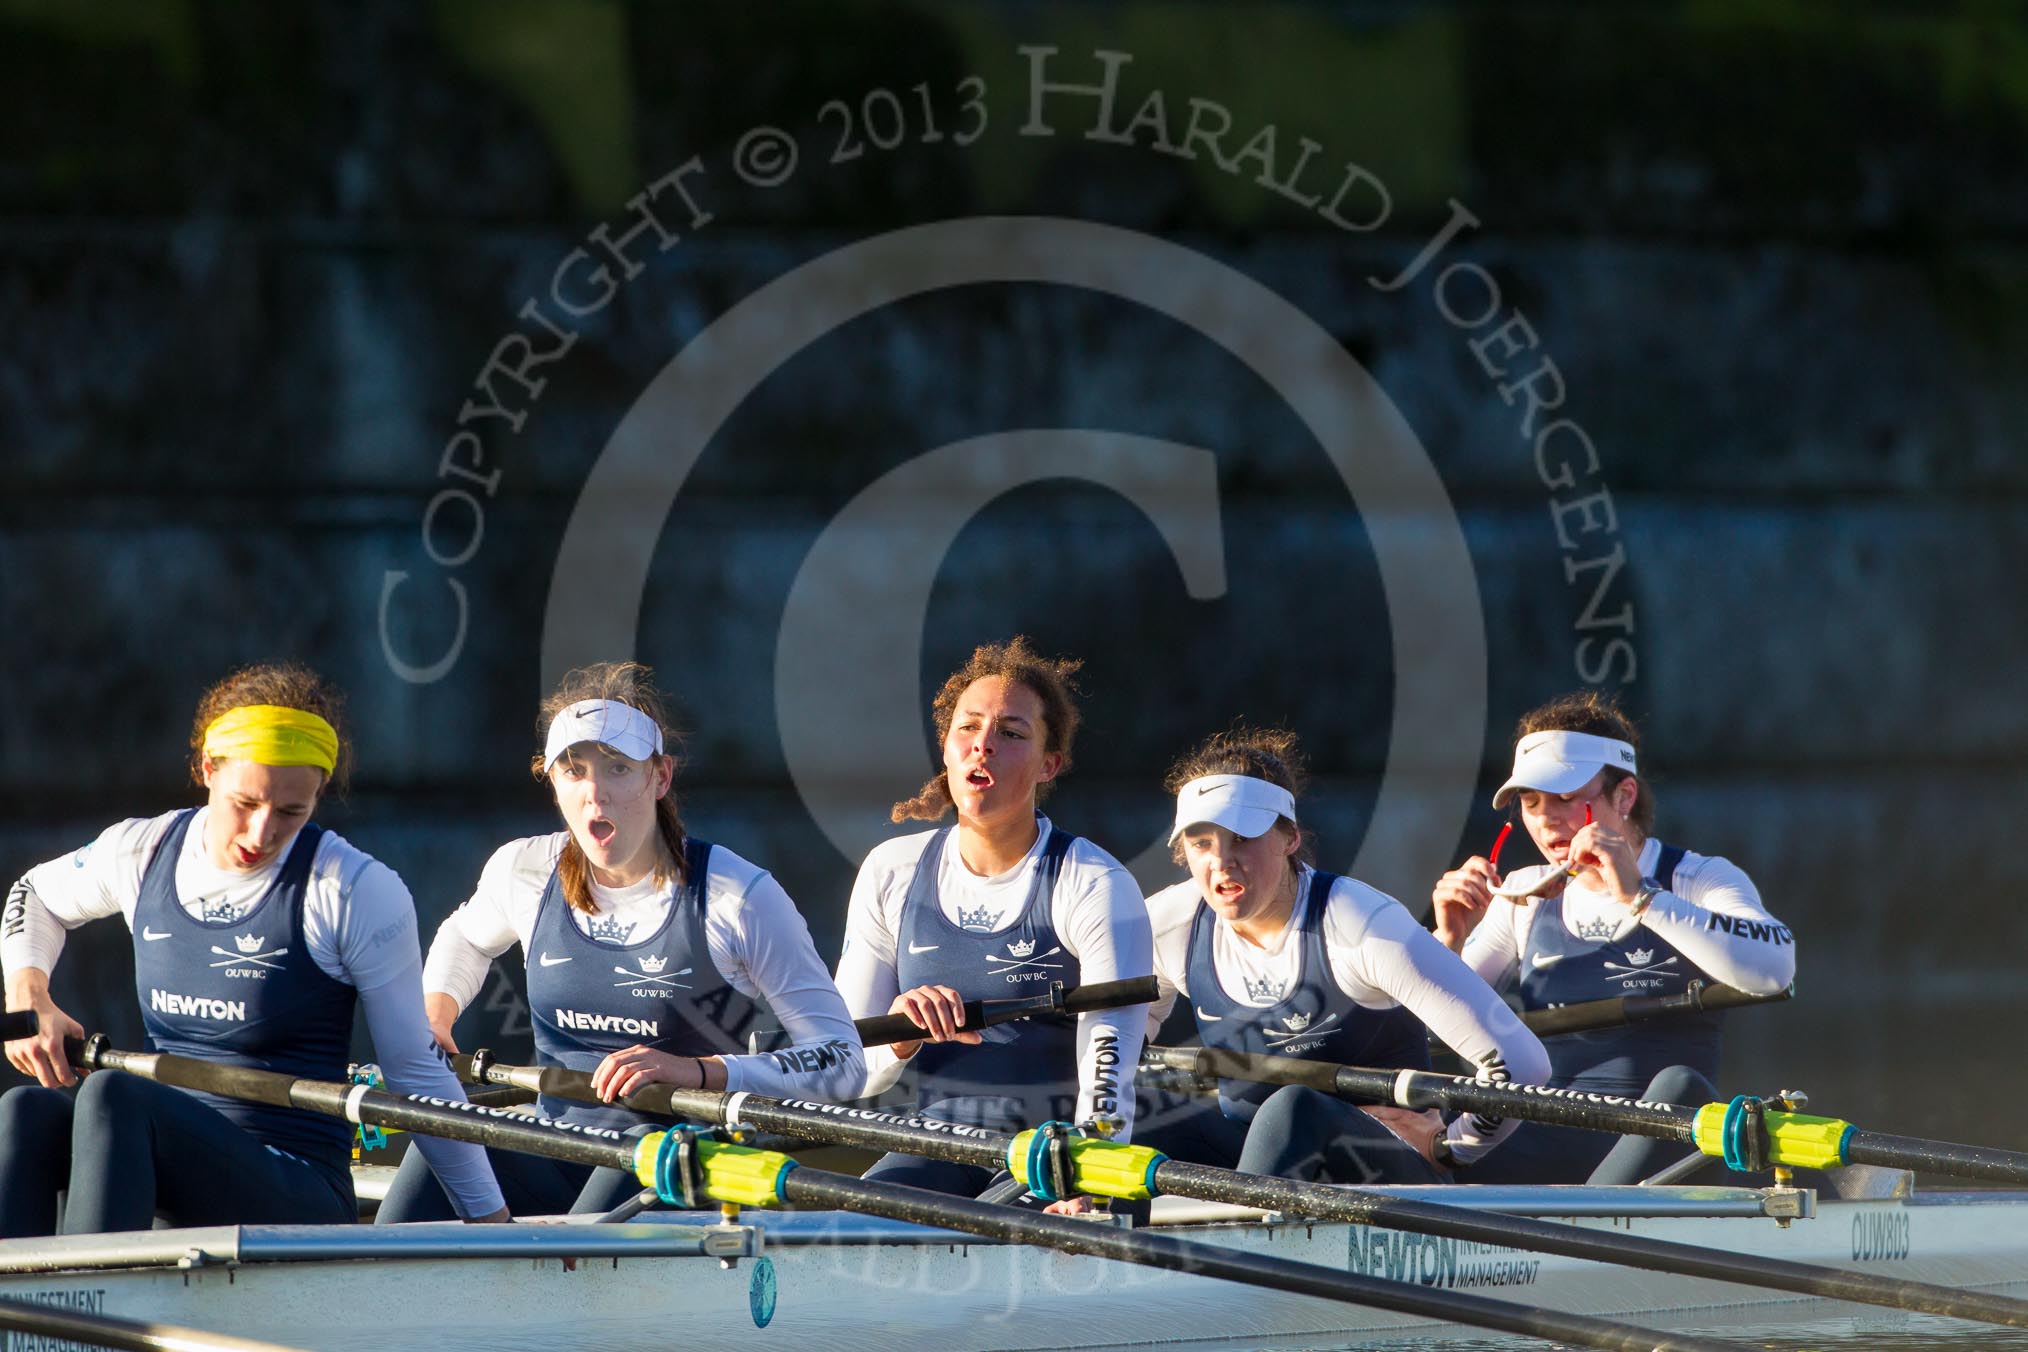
[3,1187,2025,1350]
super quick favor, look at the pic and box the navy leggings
[0,1074,353,1238]
[1135,1088,1445,1186]
[376,1135,643,1223]
[1458,1065,1718,1185]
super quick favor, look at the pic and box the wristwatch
[1628,878,1662,917]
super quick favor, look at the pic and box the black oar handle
[853,975,1158,1047]
[0,1009,36,1041]
[455,976,1158,1114]
[1522,982,1794,1037]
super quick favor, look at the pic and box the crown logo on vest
[1007,937,1036,958]
[1243,975,1286,1002]
[202,898,241,923]
[1574,915,1619,941]
[956,904,997,931]
[233,933,264,954]
[588,915,636,944]
[638,954,669,973]
[1627,947,1655,966]
[1283,1011,1312,1032]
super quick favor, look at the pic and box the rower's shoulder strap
[679,835,715,908]
[1653,842,1687,892]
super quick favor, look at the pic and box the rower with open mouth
[834,637,1153,1212]
[0,663,508,1234]
[1430,690,1797,1184]
[376,661,863,1221]
[1138,728,1550,1184]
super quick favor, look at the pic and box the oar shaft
[668,1091,2028,1330]
[86,1046,629,1171]
[1522,983,1793,1038]
[1148,1044,2028,1188]
[0,1296,309,1352]
[1148,1045,1703,1142]
[851,975,1157,1047]
[1848,1130,2028,1185]
[776,1171,1735,1352]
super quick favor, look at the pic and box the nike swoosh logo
[906,942,939,955]
[1194,1006,1224,1022]
[141,928,172,941]
[1531,953,1566,969]
[538,953,572,967]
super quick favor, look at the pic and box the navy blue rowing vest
[133,809,357,1184]
[1187,870,1431,1122]
[894,826,1081,1129]
[1516,844,1716,1094]
[527,836,763,1131]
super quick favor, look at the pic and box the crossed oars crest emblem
[985,938,1064,973]
[209,933,287,970]
[612,954,693,990]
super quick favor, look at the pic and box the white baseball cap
[1492,729,1637,809]
[544,699,664,770]
[1169,774,1298,845]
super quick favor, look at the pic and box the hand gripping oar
[1522,982,1795,1038]
[852,975,1157,1047]
[1145,1043,2028,1186]
[66,1039,1738,1352]
[600,1083,2028,1333]
[447,976,1157,1099]
[0,1296,309,1352]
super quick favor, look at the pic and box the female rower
[1141,728,1550,1185]
[0,664,506,1235]
[1431,690,1796,1184]
[834,637,1153,1202]
[377,661,863,1221]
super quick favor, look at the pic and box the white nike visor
[1492,729,1637,809]
[543,698,664,771]
[1169,773,1297,845]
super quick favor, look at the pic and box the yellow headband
[201,705,339,774]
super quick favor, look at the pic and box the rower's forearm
[4,965,53,1012]
[422,991,462,1031]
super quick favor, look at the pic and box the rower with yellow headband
[0,663,508,1235]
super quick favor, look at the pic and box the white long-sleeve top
[2,809,506,1219]
[1460,837,1795,995]
[423,832,864,1102]
[834,819,1154,1137]
[1147,867,1552,1166]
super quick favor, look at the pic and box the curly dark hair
[891,636,1084,823]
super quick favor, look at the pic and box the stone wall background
[4,1,2025,1148]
